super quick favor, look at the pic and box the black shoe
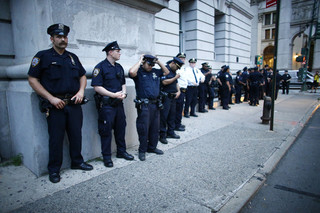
[138,152,146,161]
[103,159,113,167]
[190,114,198,117]
[223,107,229,110]
[159,137,168,144]
[71,162,93,171]
[49,173,60,183]
[180,124,186,128]
[184,114,190,118]
[147,148,164,155]
[174,126,185,131]
[166,133,180,139]
[116,152,134,160]
[209,107,216,110]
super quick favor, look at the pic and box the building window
[272,12,276,24]
[265,29,270,39]
[265,13,271,25]
[272,28,275,39]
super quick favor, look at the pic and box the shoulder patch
[31,57,40,67]
[93,68,100,77]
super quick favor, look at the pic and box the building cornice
[226,1,254,20]
[112,0,169,14]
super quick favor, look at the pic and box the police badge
[31,57,40,67]
[93,68,100,77]
[152,73,157,79]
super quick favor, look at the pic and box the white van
[279,70,314,89]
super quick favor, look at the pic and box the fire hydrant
[261,96,272,124]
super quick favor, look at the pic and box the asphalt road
[240,108,320,213]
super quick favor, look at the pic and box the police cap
[102,41,121,52]
[176,52,186,58]
[172,57,184,69]
[143,55,158,66]
[221,65,226,69]
[243,66,247,71]
[47,23,70,36]
[202,62,209,67]
[236,70,241,74]
[223,66,230,72]
[189,58,197,63]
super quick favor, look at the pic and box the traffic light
[296,55,305,62]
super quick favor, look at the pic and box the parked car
[278,70,314,89]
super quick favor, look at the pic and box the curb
[217,102,320,213]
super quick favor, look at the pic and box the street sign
[266,0,277,8]
[256,55,263,65]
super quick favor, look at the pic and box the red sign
[266,0,277,8]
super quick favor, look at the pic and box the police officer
[241,67,249,102]
[235,70,244,104]
[129,55,169,161]
[184,58,204,117]
[227,69,235,105]
[198,62,211,112]
[248,66,263,106]
[159,57,184,144]
[216,65,225,106]
[28,23,93,183]
[207,66,217,110]
[175,53,188,132]
[219,66,231,110]
[91,41,134,168]
[281,70,291,94]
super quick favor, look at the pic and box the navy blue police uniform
[235,71,242,104]
[28,24,92,181]
[227,71,235,104]
[281,71,291,94]
[241,67,249,101]
[207,71,216,109]
[91,41,133,167]
[248,67,262,106]
[159,57,184,142]
[198,63,211,112]
[219,66,230,109]
[130,56,164,155]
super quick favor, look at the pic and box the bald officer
[28,23,93,183]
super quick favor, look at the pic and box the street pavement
[241,108,320,213]
[0,91,319,213]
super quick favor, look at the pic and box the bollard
[261,96,272,124]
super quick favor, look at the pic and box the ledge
[112,0,169,14]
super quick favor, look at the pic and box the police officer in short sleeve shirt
[129,54,169,161]
[28,23,93,184]
[91,41,134,168]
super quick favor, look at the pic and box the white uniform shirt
[176,65,188,89]
[185,66,205,86]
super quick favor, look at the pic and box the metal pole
[270,0,281,131]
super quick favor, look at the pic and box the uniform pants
[207,86,215,108]
[221,87,230,109]
[184,86,198,115]
[47,105,84,174]
[175,91,185,128]
[250,84,259,105]
[235,85,242,103]
[136,103,160,153]
[160,96,176,138]
[244,85,249,101]
[198,83,207,111]
[282,82,290,94]
[98,103,126,160]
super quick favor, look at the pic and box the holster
[101,96,122,107]
[38,96,53,113]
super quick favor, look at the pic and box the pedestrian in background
[91,41,134,168]
[311,71,319,93]
[129,55,169,161]
[28,23,93,183]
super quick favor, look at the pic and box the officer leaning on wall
[129,54,169,161]
[91,41,134,168]
[28,23,93,184]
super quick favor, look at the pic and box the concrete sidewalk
[1,91,319,213]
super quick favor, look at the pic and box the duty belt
[54,93,75,105]
[180,88,187,93]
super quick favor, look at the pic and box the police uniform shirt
[220,72,229,88]
[227,72,234,85]
[176,65,188,89]
[200,68,212,84]
[91,59,125,92]
[161,65,178,93]
[249,71,262,85]
[28,48,86,95]
[185,66,204,86]
[131,66,163,99]
[282,73,291,82]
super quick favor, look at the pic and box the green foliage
[0,154,23,167]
